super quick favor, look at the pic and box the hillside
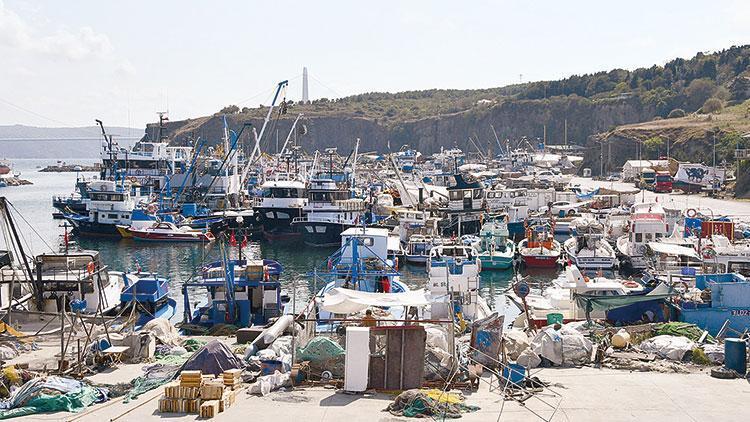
[146,45,750,158]
[587,100,750,197]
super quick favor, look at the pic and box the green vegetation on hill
[217,45,750,126]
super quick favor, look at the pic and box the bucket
[724,339,747,375]
[502,363,526,386]
[546,313,564,326]
[260,359,283,375]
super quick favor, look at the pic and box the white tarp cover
[639,335,696,360]
[647,242,700,259]
[321,288,430,314]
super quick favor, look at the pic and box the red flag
[241,235,248,248]
[229,231,237,246]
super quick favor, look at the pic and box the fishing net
[297,337,344,361]
[0,376,108,419]
[125,364,180,403]
[386,389,479,419]
[655,322,714,343]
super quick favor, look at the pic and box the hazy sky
[1,0,748,129]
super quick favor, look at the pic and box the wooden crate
[182,398,201,414]
[200,383,224,400]
[163,382,180,399]
[200,400,220,418]
[158,397,179,413]
[219,389,236,412]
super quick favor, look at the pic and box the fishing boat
[404,234,442,265]
[507,266,670,328]
[310,227,409,324]
[33,251,128,314]
[183,257,284,327]
[126,221,215,242]
[52,178,90,216]
[64,179,136,237]
[426,243,491,322]
[476,219,515,270]
[564,219,617,270]
[616,202,670,271]
[253,179,307,241]
[518,222,561,268]
[291,175,365,247]
[120,274,177,329]
[0,160,11,176]
[680,272,750,336]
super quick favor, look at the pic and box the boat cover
[573,282,675,313]
[321,288,430,314]
[180,340,245,376]
[646,242,700,259]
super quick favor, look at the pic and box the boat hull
[293,220,351,247]
[131,231,212,242]
[479,255,513,270]
[521,254,559,268]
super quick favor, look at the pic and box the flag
[241,235,248,248]
[229,231,237,247]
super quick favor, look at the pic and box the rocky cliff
[146,95,655,156]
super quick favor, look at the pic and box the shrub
[701,97,723,114]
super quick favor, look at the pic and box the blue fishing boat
[182,257,284,327]
[680,273,750,336]
[120,274,177,329]
[310,227,409,324]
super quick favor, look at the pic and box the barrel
[546,313,564,326]
[502,363,526,386]
[260,359,283,375]
[724,339,747,375]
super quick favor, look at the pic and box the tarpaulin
[573,283,674,313]
[320,288,430,314]
[180,339,245,376]
[646,242,700,259]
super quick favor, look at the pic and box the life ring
[623,280,640,289]
[86,261,95,275]
[583,275,590,283]
[686,208,697,218]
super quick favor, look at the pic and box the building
[622,160,669,182]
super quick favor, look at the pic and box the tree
[644,136,664,158]
[219,105,240,114]
[701,97,723,114]
[685,78,717,111]
[667,108,686,118]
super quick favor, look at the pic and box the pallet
[200,382,225,400]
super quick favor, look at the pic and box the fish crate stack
[157,369,241,418]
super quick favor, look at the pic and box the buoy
[686,208,697,218]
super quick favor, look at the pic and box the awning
[647,242,700,259]
[320,288,430,314]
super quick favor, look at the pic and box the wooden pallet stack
[157,369,243,418]
[223,368,242,389]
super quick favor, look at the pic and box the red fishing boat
[518,222,561,268]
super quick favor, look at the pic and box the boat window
[463,190,472,199]
[644,233,652,241]
[635,233,643,243]
[362,237,374,246]
[473,189,483,199]
[449,191,461,201]
[487,192,495,199]
[108,213,117,219]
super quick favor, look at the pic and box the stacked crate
[157,369,242,418]
[223,369,242,389]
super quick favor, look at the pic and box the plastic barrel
[261,360,283,375]
[502,363,526,386]
[546,313,564,326]
[724,339,747,375]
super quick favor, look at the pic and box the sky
[1,0,749,130]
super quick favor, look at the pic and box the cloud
[0,0,118,62]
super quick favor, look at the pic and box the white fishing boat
[616,202,670,271]
[564,220,617,270]
[426,244,490,322]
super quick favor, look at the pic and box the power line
[0,96,76,127]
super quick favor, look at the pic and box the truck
[654,170,673,193]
